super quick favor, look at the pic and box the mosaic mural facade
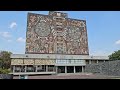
[26,11,89,55]
[11,59,55,65]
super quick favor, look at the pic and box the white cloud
[115,40,120,45]
[9,22,17,29]
[0,32,12,38]
[17,37,25,42]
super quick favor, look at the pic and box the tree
[0,68,11,74]
[109,50,120,60]
[0,51,12,69]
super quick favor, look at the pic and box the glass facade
[56,59,86,65]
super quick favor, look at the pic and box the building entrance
[57,66,65,73]
[75,66,82,73]
[67,66,74,73]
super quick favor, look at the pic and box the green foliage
[109,50,120,60]
[0,51,12,74]
[0,68,11,74]
[0,51,12,69]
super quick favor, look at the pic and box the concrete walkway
[13,73,120,79]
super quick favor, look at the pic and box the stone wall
[11,59,55,65]
[85,60,120,76]
[0,74,13,79]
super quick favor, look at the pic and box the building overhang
[11,54,109,60]
[9,72,56,75]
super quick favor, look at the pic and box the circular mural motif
[35,20,51,37]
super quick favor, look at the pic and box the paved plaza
[13,73,120,79]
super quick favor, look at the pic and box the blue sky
[0,11,120,56]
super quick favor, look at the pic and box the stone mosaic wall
[85,60,120,76]
[26,11,89,55]
[24,59,34,65]
[35,59,55,65]
[11,59,23,65]
[11,59,55,65]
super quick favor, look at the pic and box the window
[26,65,35,72]
[15,66,21,72]
[69,60,71,63]
[37,65,46,72]
[48,65,55,72]
[86,60,89,64]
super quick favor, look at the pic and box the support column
[74,66,76,73]
[36,66,38,72]
[104,60,105,62]
[25,66,27,72]
[89,60,91,64]
[46,65,48,72]
[21,65,23,72]
[56,66,58,73]
[82,66,84,73]
[13,66,15,73]
[97,60,98,64]
[65,66,67,73]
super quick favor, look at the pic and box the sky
[0,11,120,56]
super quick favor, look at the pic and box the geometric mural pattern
[35,60,55,65]
[11,59,23,65]
[11,59,55,65]
[24,59,34,65]
[26,11,89,55]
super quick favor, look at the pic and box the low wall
[0,74,13,79]
[85,60,120,76]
